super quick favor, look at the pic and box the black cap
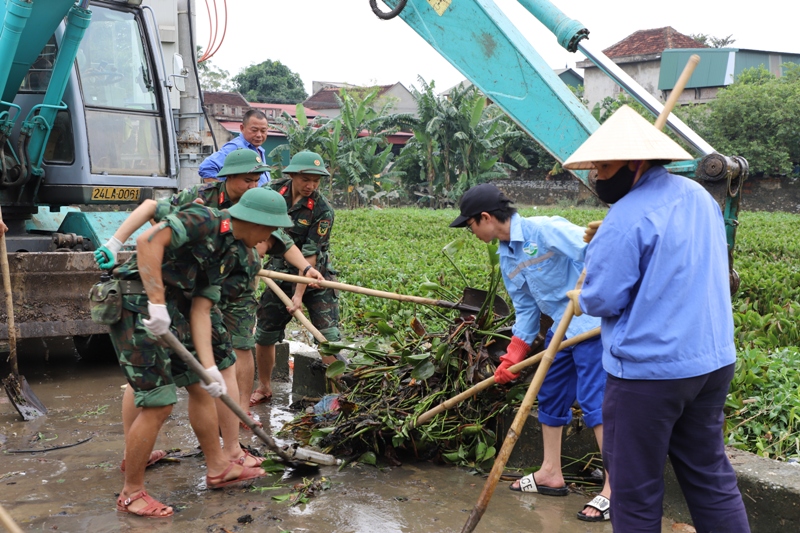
[449,183,513,227]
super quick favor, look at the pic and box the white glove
[94,236,123,269]
[201,365,227,398]
[142,301,171,336]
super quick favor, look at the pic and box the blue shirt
[500,214,601,345]
[579,166,735,380]
[198,136,270,187]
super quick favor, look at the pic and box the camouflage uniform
[162,182,292,351]
[109,203,240,408]
[256,177,341,345]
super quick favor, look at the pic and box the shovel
[1,207,47,421]
[159,329,339,467]
[258,270,510,317]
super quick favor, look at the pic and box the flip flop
[116,490,173,518]
[577,494,610,522]
[206,461,266,490]
[509,473,569,496]
[120,449,175,473]
[249,390,273,406]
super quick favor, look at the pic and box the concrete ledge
[292,348,327,398]
[271,342,291,381]
[497,409,800,531]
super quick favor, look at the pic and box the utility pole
[176,0,203,190]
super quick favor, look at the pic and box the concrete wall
[583,58,662,110]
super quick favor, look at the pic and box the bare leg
[185,383,262,481]
[119,403,173,515]
[216,364,260,468]
[511,423,566,490]
[252,343,275,401]
[580,424,612,519]
[235,347,255,411]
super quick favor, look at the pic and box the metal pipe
[0,0,34,93]
[23,4,92,175]
[516,0,587,52]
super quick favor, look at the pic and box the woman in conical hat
[564,106,751,532]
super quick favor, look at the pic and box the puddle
[0,338,675,532]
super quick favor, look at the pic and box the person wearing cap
[250,150,341,406]
[563,105,750,532]
[450,183,610,522]
[199,109,271,187]
[93,187,291,517]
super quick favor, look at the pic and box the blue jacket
[198,136,270,187]
[500,214,601,345]
[579,165,736,380]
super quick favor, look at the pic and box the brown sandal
[120,449,172,473]
[116,490,173,518]
[236,450,263,468]
[206,461,265,490]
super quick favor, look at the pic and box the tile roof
[603,27,707,58]
[249,102,319,118]
[303,84,394,110]
[202,91,249,107]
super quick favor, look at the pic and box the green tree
[233,60,307,104]
[682,65,800,175]
[267,104,331,180]
[690,33,736,48]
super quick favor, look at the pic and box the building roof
[603,27,706,58]
[249,102,319,119]
[303,84,394,110]
[202,91,249,107]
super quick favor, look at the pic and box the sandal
[249,390,273,406]
[509,473,569,496]
[116,490,173,518]
[240,411,264,431]
[577,494,611,522]
[236,450,263,469]
[120,449,175,473]
[206,461,266,490]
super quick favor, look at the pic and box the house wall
[582,57,662,110]
[380,85,417,116]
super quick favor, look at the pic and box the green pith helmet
[282,150,330,176]
[217,148,271,177]
[228,188,293,227]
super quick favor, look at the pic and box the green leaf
[272,494,292,502]
[325,360,346,378]
[259,458,287,473]
[358,451,377,465]
[411,360,435,381]
[376,321,398,335]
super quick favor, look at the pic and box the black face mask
[595,164,636,204]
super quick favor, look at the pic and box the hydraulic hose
[370,0,407,20]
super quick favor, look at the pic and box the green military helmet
[228,187,293,227]
[282,150,330,176]
[217,148,271,177]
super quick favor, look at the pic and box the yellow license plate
[90,187,141,202]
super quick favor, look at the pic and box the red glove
[494,336,530,384]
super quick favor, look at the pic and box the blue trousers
[538,330,605,428]
[603,364,750,533]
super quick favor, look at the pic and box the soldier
[250,151,341,405]
[94,187,291,517]
[164,149,324,461]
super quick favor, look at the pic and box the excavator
[0,0,746,356]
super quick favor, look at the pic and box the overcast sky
[196,0,797,96]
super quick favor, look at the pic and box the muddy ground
[0,338,676,532]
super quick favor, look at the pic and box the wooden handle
[262,276,327,344]
[654,54,700,131]
[0,207,18,377]
[0,503,23,533]
[413,327,600,427]
[259,269,461,310]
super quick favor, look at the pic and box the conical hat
[563,105,693,170]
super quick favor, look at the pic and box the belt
[119,279,146,295]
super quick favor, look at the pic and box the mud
[0,339,676,532]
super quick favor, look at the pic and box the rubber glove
[94,236,123,270]
[494,336,531,384]
[201,365,227,398]
[583,221,603,243]
[566,289,583,316]
[142,301,171,335]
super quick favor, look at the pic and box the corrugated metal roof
[660,48,800,89]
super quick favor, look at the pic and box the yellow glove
[584,220,603,243]
[566,289,583,316]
